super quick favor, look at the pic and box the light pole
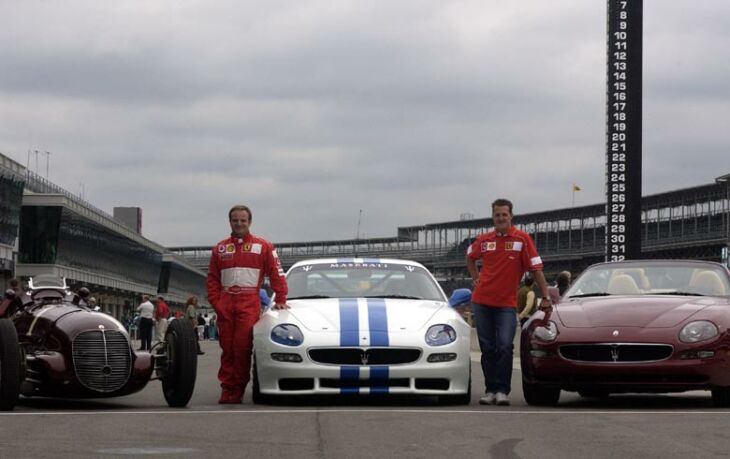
[716,173,730,266]
[44,151,51,181]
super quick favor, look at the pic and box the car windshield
[286,261,446,301]
[565,262,730,299]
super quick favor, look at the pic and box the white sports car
[252,258,472,404]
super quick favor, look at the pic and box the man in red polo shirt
[466,198,551,406]
[154,295,170,344]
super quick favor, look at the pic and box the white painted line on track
[3,408,730,416]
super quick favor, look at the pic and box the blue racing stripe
[340,366,360,394]
[339,298,359,346]
[367,298,389,347]
[370,366,389,394]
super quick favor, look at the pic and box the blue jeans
[473,304,517,394]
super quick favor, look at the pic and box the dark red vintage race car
[521,260,730,407]
[0,275,197,411]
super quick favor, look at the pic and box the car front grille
[308,348,422,365]
[72,330,132,392]
[559,343,674,363]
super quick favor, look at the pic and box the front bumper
[521,338,730,392]
[255,343,471,396]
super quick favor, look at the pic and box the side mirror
[448,288,472,307]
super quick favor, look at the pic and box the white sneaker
[479,392,496,405]
[495,392,510,406]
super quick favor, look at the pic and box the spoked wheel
[160,319,197,407]
[522,379,560,406]
[0,319,21,411]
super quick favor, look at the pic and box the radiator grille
[559,344,673,363]
[72,330,132,392]
[309,348,421,365]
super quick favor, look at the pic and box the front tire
[439,367,472,405]
[711,387,730,407]
[522,379,560,406]
[0,319,21,411]
[251,358,272,404]
[161,319,197,407]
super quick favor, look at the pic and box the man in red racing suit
[207,205,289,404]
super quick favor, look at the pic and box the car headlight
[679,321,718,343]
[270,324,304,346]
[533,321,558,342]
[425,324,456,346]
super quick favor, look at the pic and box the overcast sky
[1,1,729,247]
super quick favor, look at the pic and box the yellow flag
[572,184,582,192]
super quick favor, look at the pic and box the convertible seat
[689,271,727,296]
[615,268,651,290]
[607,274,641,295]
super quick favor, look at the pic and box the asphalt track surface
[2,337,730,459]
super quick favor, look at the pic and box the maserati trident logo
[610,345,620,362]
[360,351,369,365]
[302,265,312,272]
[405,265,415,272]
[612,330,619,337]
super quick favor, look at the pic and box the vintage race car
[252,258,472,404]
[0,275,197,411]
[521,260,730,406]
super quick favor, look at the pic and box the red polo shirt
[155,300,170,320]
[467,226,543,308]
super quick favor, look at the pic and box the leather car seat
[689,271,727,296]
[607,274,641,295]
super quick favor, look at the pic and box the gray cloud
[1,0,729,247]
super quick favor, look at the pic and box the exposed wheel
[161,319,197,407]
[711,387,730,407]
[251,358,272,404]
[439,367,471,405]
[0,318,21,411]
[522,379,560,406]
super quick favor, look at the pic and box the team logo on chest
[243,243,251,252]
[505,241,523,251]
[482,241,497,252]
[226,244,235,253]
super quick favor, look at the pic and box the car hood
[556,296,721,328]
[278,298,447,332]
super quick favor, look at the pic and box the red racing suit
[207,233,288,392]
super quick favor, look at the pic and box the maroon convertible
[0,275,197,411]
[521,260,730,407]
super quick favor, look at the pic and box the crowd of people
[120,295,218,354]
